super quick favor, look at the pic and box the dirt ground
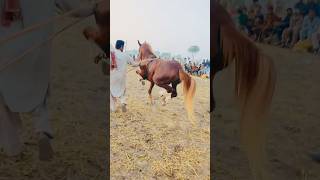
[110,71,210,179]
[213,44,320,180]
[0,17,108,179]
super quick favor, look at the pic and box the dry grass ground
[213,44,320,180]
[111,72,210,179]
[0,17,108,179]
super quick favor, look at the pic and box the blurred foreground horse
[135,41,196,124]
[212,1,276,180]
[83,0,109,74]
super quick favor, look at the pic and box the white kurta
[110,46,135,98]
[0,0,55,112]
[0,0,96,112]
[0,0,95,155]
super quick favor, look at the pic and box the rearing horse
[135,41,196,123]
[212,1,276,180]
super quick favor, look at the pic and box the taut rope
[0,17,86,72]
[0,0,103,46]
[0,0,104,71]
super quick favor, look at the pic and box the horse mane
[141,42,157,58]
[213,1,276,180]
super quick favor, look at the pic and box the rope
[0,17,87,72]
[127,67,137,73]
[0,0,103,46]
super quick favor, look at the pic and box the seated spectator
[237,8,249,33]
[261,6,281,42]
[300,9,320,41]
[281,9,304,48]
[295,0,309,16]
[247,9,256,35]
[249,0,262,15]
[274,8,293,42]
[311,26,320,53]
[251,16,264,41]
[254,4,264,22]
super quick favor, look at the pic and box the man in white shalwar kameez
[110,40,138,112]
[0,0,99,160]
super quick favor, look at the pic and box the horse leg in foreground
[148,82,155,104]
[178,70,196,124]
[171,82,179,98]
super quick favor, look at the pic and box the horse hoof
[171,93,177,98]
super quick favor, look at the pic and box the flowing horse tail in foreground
[136,41,196,123]
[212,1,276,180]
[179,68,196,121]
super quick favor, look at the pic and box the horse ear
[138,40,141,46]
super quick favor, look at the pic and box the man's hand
[94,53,105,64]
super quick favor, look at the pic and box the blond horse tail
[214,0,276,178]
[237,53,276,180]
[179,69,196,124]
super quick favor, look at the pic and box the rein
[0,16,87,72]
[140,58,157,80]
[0,0,103,46]
[0,0,103,72]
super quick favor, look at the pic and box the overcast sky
[110,0,210,59]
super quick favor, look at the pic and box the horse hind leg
[157,83,173,94]
[148,82,155,105]
[171,82,178,98]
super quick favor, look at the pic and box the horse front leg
[148,82,155,105]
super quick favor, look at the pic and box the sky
[110,0,210,60]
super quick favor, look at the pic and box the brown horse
[212,1,276,180]
[83,1,109,67]
[135,41,196,123]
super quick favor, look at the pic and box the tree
[188,45,200,60]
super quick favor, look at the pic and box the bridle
[139,58,156,80]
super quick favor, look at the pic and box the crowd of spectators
[236,0,320,54]
[184,59,210,77]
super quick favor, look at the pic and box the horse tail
[179,69,196,124]
[214,1,276,179]
[236,52,276,180]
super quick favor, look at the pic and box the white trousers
[110,93,126,112]
[0,94,52,156]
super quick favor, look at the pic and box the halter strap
[140,58,157,79]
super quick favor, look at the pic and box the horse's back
[152,59,182,83]
[158,60,182,72]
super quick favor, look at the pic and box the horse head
[137,40,157,61]
[136,59,151,79]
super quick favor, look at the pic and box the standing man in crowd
[0,0,103,161]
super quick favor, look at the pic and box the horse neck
[141,52,156,60]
